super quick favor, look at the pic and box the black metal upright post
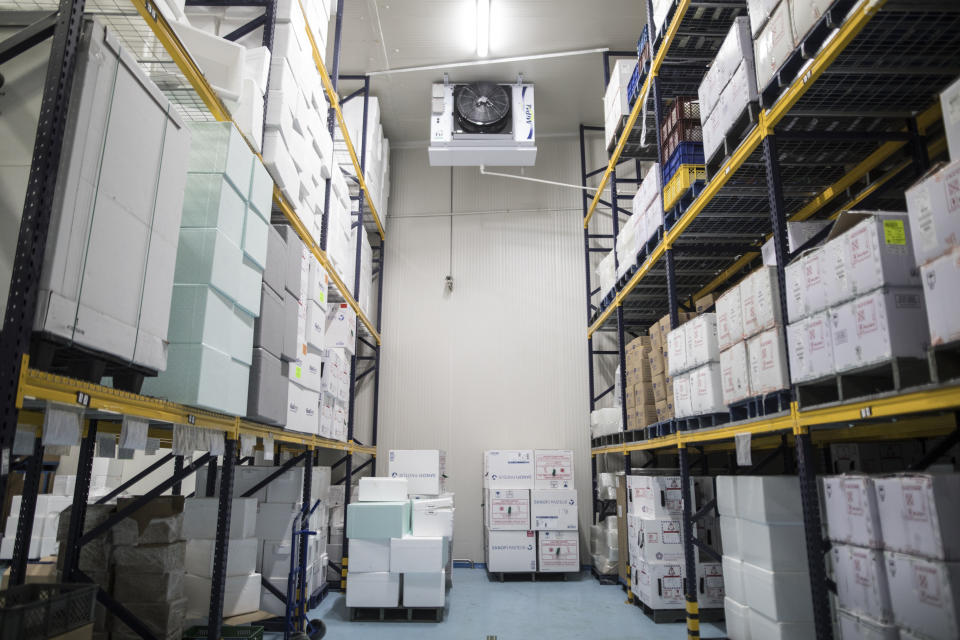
[580,125,601,527]
[907,116,930,178]
[371,241,384,449]
[762,135,792,354]
[207,436,236,640]
[10,436,45,585]
[172,455,184,496]
[296,452,313,631]
[0,0,86,509]
[205,457,218,497]
[61,421,97,582]
[796,432,833,640]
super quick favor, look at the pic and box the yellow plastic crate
[662,164,706,211]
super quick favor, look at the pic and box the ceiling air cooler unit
[428,81,536,166]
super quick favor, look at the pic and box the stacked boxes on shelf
[344,482,409,608]
[718,475,813,639]
[5,17,192,373]
[590,407,623,439]
[614,162,663,282]
[823,473,960,639]
[142,123,269,416]
[628,474,723,611]
[906,159,960,347]
[337,94,392,230]
[650,311,695,422]
[326,482,346,583]
[717,266,789,407]
[531,451,578,574]
[604,59,639,151]
[698,17,758,164]
[659,97,703,200]
[624,337,658,431]
[182,495,261,620]
[0,495,70,560]
[784,212,926,385]
[669,312,724,419]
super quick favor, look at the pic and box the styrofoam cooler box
[743,560,813,622]
[485,529,537,572]
[260,540,294,578]
[884,551,960,640]
[412,504,454,538]
[746,327,789,396]
[741,267,782,339]
[874,473,960,560]
[716,475,736,516]
[836,607,899,640]
[719,516,741,561]
[635,559,685,609]
[842,212,919,295]
[247,347,286,425]
[485,489,530,530]
[534,450,574,489]
[483,450,534,489]
[737,475,803,524]
[831,544,893,623]
[184,572,260,618]
[187,538,258,577]
[740,519,806,571]
[388,450,446,495]
[638,517,684,563]
[346,501,411,539]
[530,489,577,531]
[685,313,719,369]
[717,286,744,351]
[345,571,399,607]
[183,497,257,539]
[821,475,882,548]
[259,575,288,616]
[389,535,446,572]
[720,341,751,405]
[748,606,815,640]
[829,287,928,373]
[906,160,960,266]
[401,571,445,607]
[697,562,725,608]
[537,531,578,572]
[724,596,751,640]
[723,555,746,603]
[266,465,305,503]
[666,324,689,375]
[358,477,408,502]
[348,538,390,573]
[920,246,960,346]
[691,363,725,415]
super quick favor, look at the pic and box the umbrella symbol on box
[391,472,397,477]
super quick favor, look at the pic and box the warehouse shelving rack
[583,0,960,638]
[0,0,384,637]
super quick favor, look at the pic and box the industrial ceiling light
[476,0,489,57]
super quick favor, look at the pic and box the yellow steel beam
[592,433,679,455]
[808,414,957,446]
[583,0,691,228]
[299,0,385,240]
[676,411,796,446]
[796,385,960,430]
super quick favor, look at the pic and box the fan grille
[454,82,511,133]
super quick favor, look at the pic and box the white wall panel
[378,137,594,561]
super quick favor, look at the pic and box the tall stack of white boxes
[483,450,579,575]
[603,58,638,152]
[823,473,960,640]
[346,449,451,608]
[784,212,927,385]
[627,474,723,611]
[719,475,813,639]
[669,312,725,418]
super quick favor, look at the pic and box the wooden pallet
[796,357,931,409]
[30,332,155,393]
[349,606,445,622]
[490,570,572,583]
[591,566,619,585]
[705,101,761,179]
[675,412,730,431]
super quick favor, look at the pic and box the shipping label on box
[486,489,531,530]
[639,517,684,562]
[530,489,578,531]
[537,531,579,572]
[388,449,446,495]
[534,450,574,489]
[484,450,534,489]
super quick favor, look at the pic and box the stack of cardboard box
[624,336,657,431]
[649,311,696,422]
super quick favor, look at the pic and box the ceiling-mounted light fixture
[476,0,489,57]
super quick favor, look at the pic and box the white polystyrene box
[485,529,537,572]
[666,324,689,375]
[741,267,782,339]
[537,531,579,572]
[485,489,530,531]
[412,504,454,538]
[720,341,751,406]
[186,538,257,578]
[345,571,399,607]
[831,543,893,623]
[530,489,578,531]
[691,362,725,416]
[686,313,720,369]
[873,473,960,560]
[740,519,807,572]
[742,560,814,622]
[402,571,445,607]
[483,450,534,489]
[905,160,960,266]
[746,327,789,396]
[843,212,920,295]
[884,551,960,640]
[260,540,294,579]
[920,246,960,346]
[717,475,737,517]
[698,17,753,122]
[717,285,744,350]
[349,538,390,573]
[829,288,928,373]
[737,475,803,524]
[534,450,574,489]
[724,596,751,640]
[183,497,257,539]
[821,475,882,549]
[387,449,446,495]
[357,477,409,502]
[184,573,260,619]
[748,606,815,640]
[266,466,305,503]
[720,516,741,562]
[172,21,246,101]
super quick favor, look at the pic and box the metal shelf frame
[0,0,383,637]
[584,1,960,638]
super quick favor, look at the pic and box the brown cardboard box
[616,476,629,583]
[665,374,675,402]
[695,293,716,314]
[625,358,652,386]
[50,623,94,640]
[634,382,656,406]
[1,557,57,589]
[648,349,665,377]
[638,405,659,428]
[625,387,637,409]
[656,399,674,421]
[652,373,667,403]
[115,496,184,535]
[649,324,664,354]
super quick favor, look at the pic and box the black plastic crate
[0,583,96,640]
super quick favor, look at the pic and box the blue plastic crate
[661,141,705,184]
[627,64,641,107]
[637,25,649,58]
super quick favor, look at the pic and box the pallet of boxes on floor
[345,450,454,620]
[482,450,579,580]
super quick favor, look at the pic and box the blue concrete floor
[291,567,726,640]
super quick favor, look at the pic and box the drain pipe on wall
[479,165,598,192]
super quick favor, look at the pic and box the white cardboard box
[184,572,260,618]
[485,529,537,572]
[483,450,534,489]
[389,535,446,572]
[673,372,692,419]
[485,489,530,530]
[183,497,257,540]
[534,450,574,489]
[920,246,960,346]
[742,560,814,622]
[905,160,960,266]
[628,475,687,519]
[716,286,744,351]
[746,327,789,396]
[842,212,919,295]
[741,266,782,339]
[785,257,806,323]
[357,477,409,502]
[691,362,725,415]
[530,489,578,531]
[697,562,725,608]
[824,234,854,307]
[256,501,300,541]
[821,475,882,549]
[832,543,893,623]
[388,450,446,495]
[638,517,684,563]
[186,538,258,578]
[753,0,795,93]
[667,324,689,376]
[720,341,751,406]
[698,16,753,121]
[634,559,685,609]
[884,551,960,640]
[942,77,960,161]
[537,530,579,572]
[836,607,900,640]
[787,311,834,383]
[874,473,960,560]
[829,287,928,373]
[686,313,720,369]
[348,538,390,573]
[402,571,445,607]
[345,571,399,607]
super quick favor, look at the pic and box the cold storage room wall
[377,135,605,561]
